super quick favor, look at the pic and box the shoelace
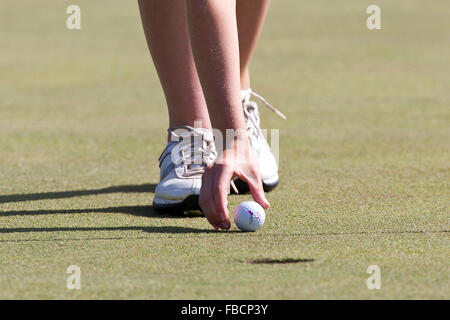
[245,89,287,120]
[242,89,286,152]
[164,126,217,178]
[161,127,239,193]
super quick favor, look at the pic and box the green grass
[0,0,449,299]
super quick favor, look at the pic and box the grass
[0,0,449,299]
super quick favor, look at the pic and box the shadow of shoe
[0,183,157,204]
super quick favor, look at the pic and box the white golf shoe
[153,126,217,213]
[233,89,286,193]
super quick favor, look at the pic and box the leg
[236,0,282,193]
[236,0,271,90]
[139,1,214,214]
[186,0,244,134]
[186,1,269,230]
[138,0,211,129]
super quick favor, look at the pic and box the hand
[199,139,270,230]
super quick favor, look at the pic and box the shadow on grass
[244,258,315,264]
[0,225,232,234]
[0,183,240,238]
[0,184,205,219]
[0,205,163,218]
[0,183,157,204]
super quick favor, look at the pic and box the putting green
[0,0,448,299]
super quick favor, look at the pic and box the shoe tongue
[188,145,206,166]
[244,98,258,112]
[245,104,260,127]
[167,126,216,171]
[183,138,211,172]
[187,163,204,172]
[246,104,256,113]
[184,147,208,176]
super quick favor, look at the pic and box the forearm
[186,0,246,137]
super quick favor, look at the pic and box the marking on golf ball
[234,201,265,232]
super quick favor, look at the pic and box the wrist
[223,128,249,150]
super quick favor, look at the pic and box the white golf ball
[234,201,265,232]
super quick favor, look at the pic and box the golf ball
[234,201,265,232]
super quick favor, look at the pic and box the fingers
[248,178,270,209]
[200,142,271,230]
[236,169,270,210]
[199,167,220,230]
[213,165,233,229]
[200,164,234,230]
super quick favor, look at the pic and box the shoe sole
[231,178,279,194]
[153,195,202,215]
